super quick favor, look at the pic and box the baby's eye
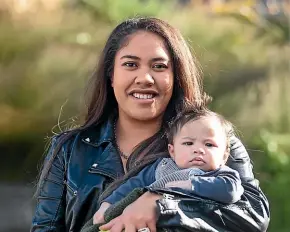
[182,142,193,146]
[205,143,214,147]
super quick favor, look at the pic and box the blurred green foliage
[0,1,289,231]
[78,0,174,22]
[251,130,290,232]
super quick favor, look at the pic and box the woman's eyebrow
[120,55,169,62]
[151,57,170,62]
[120,55,140,60]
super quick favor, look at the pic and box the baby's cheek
[176,160,188,169]
[176,159,184,167]
[212,159,222,169]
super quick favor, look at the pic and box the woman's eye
[183,142,193,146]
[152,64,167,70]
[122,62,137,68]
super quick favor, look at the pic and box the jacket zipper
[64,180,78,196]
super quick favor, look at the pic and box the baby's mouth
[190,157,205,163]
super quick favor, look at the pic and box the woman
[31,17,269,232]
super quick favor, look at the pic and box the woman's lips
[129,92,158,104]
[132,93,155,99]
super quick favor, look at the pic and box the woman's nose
[135,71,154,86]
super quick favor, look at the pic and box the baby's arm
[92,160,160,225]
[102,159,160,205]
[166,166,244,204]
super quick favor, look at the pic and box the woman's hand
[93,202,111,224]
[99,192,161,232]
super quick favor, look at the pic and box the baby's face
[168,116,227,171]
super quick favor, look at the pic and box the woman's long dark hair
[36,17,207,196]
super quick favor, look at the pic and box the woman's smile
[128,89,159,104]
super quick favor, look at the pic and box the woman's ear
[110,76,114,87]
[109,67,114,87]
[168,144,175,159]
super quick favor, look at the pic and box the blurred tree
[75,0,174,22]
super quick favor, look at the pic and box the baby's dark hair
[166,108,235,159]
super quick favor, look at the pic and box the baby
[90,109,244,226]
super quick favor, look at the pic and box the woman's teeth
[132,93,154,99]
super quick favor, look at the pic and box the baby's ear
[223,151,230,165]
[168,144,175,159]
[223,140,231,164]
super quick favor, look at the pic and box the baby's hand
[165,180,192,190]
[93,202,111,224]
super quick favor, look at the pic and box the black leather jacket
[31,117,270,232]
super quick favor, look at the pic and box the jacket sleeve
[189,166,244,204]
[30,136,66,232]
[155,137,270,232]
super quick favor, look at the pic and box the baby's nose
[193,147,205,155]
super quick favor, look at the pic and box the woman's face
[111,31,174,122]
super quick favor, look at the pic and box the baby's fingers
[165,180,192,190]
[93,212,105,224]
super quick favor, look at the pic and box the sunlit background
[0,0,289,231]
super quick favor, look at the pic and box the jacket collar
[80,115,115,147]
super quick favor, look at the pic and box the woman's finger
[133,222,147,232]
[146,221,157,232]
[99,217,117,230]
[124,223,137,232]
[109,222,125,232]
